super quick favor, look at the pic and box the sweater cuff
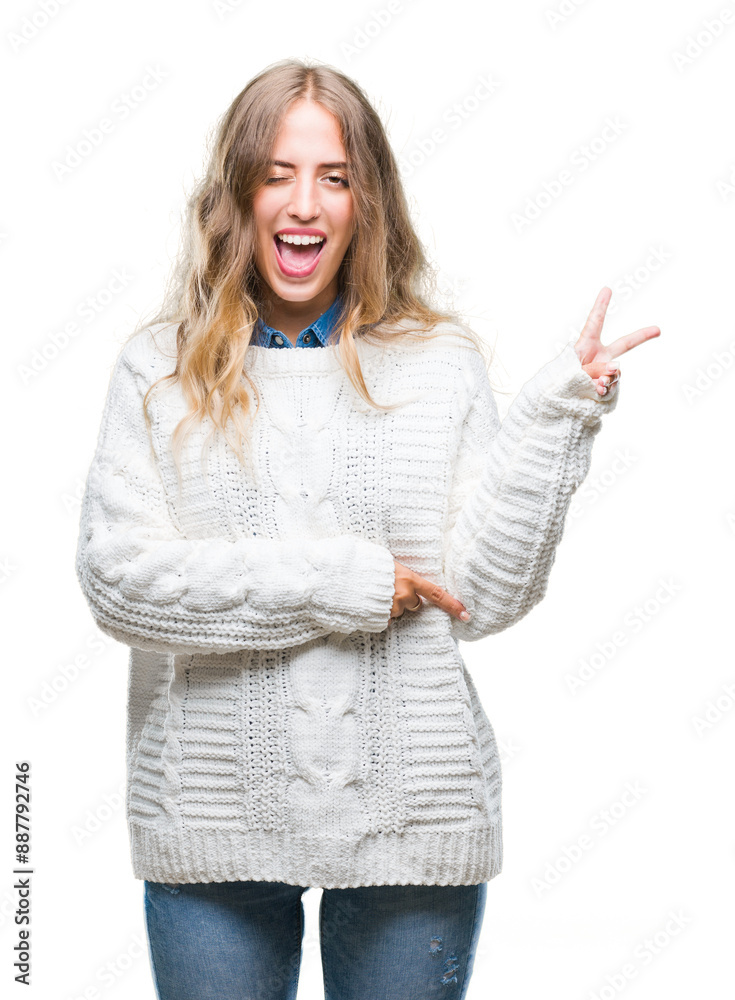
[312,537,396,634]
[523,342,621,425]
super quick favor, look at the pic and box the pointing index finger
[419,581,470,621]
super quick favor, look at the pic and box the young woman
[75,59,659,1000]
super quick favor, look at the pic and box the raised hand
[575,286,661,395]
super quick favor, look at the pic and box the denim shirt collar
[253,293,344,348]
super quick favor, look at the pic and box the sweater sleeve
[75,345,397,655]
[442,342,620,643]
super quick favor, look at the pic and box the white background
[3,0,733,997]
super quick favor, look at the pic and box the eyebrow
[270,160,348,169]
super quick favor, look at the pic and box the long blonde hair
[126,57,494,477]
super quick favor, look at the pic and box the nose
[287,175,320,222]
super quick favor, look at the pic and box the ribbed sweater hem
[128,819,503,889]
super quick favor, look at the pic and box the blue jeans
[143,879,487,999]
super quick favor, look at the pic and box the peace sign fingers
[574,286,661,369]
[600,325,662,365]
[576,286,613,364]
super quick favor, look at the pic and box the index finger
[603,325,661,362]
[418,581,470,621]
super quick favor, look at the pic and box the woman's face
[252,99,355,310]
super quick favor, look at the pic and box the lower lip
[273,235,326,278]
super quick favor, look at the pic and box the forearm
[75,350,397,655]
[443,343,618,642]
[76,524,396,655]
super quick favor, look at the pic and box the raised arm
[442,341,620,643]
[75,344,396,655]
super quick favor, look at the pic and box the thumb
[582,359,618,379]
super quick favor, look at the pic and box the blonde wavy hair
[126,57,495,481]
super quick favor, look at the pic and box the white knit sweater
[75,318,619,888]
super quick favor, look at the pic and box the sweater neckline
[244,336,383,376]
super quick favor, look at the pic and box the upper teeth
[277,233,325,245]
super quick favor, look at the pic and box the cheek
[338,204,355,244]
[251,194,273,238]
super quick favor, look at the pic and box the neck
[263,283,339,340]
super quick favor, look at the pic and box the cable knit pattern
[75,319,619,888]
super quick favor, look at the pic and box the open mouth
[273,233,326,276]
